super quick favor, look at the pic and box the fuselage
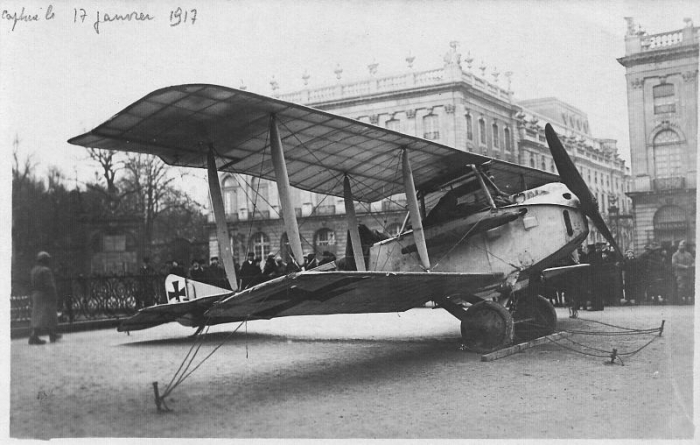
[368,182,589,279]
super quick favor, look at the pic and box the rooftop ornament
[406,52,415,69]
[368,60,379,76]
[334,63,343,80]
[302,70,310,86]
[464,51,474,71]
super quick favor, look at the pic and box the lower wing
[117,295,228,331]
[206,270,503,321]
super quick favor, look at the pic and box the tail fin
[164,274,231,304]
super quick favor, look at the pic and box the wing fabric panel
[117,296,222,331]
[205,271,502,320]
[68,84,558,202]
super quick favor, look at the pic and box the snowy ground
[10,305,695,439]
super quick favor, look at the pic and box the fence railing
[11,274,168,325]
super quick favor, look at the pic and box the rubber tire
[460,300,514,353]
[513,294,557,341]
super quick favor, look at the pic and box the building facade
[208,42,633,263]
[618,18,698,252]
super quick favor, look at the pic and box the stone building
[618,18,698,252]
[208,42,633,263]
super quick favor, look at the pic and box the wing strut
[402,149,431,271]
[206,148,239,291]
[343,175,367,271]
[269,115,304,265]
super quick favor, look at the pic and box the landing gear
[512,294,557,341]
[460,300,514,353]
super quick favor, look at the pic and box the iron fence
[11,274,168,325]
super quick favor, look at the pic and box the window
[653,83,676,114]
[479,119,486,144]
[250,232,271,259]
[466,114,473,141]
[423,114,439,140]
[530,154,535,168]
[103,235,126,252]
[250,178,269,214]
[386,119,400,132]
[504,127,511,151]
[314,228,337,255]
[550,160,556,173]
[492,123,499,148]
[223,176,237,215]
[541,157,546,171]
[653,130,683,178]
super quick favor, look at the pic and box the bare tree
[85,148,125,211]
[120,153,199,254]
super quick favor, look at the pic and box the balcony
[250,210,271,220]
[314,205,336,215]
[654,177,685,191]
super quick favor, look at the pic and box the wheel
[513,294,557,341]
[460,300,514,353]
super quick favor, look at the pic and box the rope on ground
[543,318,665,366]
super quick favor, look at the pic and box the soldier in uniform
[29,251,62,345]
[672,240,695,304]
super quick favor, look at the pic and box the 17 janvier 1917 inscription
[1,5,197,33]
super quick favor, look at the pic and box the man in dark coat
[188,259,207,282]
[239,252,260,289]
[29,251,61,344]
[205,257,229,289]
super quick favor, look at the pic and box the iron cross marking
[168,280,187,303]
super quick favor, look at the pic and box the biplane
[68,84,621,352]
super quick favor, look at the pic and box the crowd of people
[145,250,339,292]
[559,240,696,311]
[623,239,695,305]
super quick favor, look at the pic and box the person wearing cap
[29,251,61,345]
[205,256,229,289]
[672,240,695,304]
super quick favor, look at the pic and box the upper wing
[68,84,557,203]
[205,270,503,320]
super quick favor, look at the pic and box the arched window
[492,123,499,148]
[423,114,439,140]
[385,223,402,237]
[653,130,682,178]
[314,228,337,256]
[654,205,688,244]
[529,154,535,168]
[479,118,486,144]
[250,232,271,259]
[466,114,473,141]
[504,127,512,152]
[223,176,237,215]
[541,157,546,171]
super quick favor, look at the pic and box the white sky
[1,0,699,200]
